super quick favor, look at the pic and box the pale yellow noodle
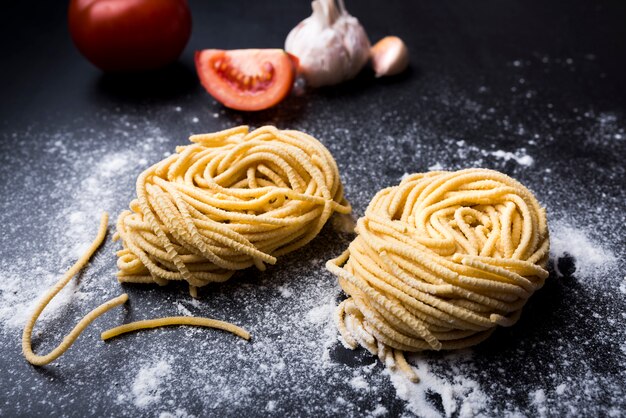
[116,125,351,293]
[22,213,129,366]
[101,316,250,341]
[327,168,549,381]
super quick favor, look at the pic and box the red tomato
[68,0,192,72]
[195,49,298,111]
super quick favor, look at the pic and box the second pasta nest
[326,168,550,379]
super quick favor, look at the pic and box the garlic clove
[370,36,409,78]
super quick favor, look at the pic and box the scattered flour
[277,285,293,298]
[266,400,277,412]
[489,149,534,166]
[529,389,547,417]
[453,140,535,168]
[307,298,335,325]
[386,356,488,418]
[159,409,195,418]
[549,220,617,279]
[368,404,388,417]
[175,302,193,317]
[349,375,369,391]
[131,359,172,408]
[99,153,130,178]
[428,162,445,171]
[0,276,93,331]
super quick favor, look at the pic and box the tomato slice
[195,49,297,111]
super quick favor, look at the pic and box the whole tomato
[68,0,192,72]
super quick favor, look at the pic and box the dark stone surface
[1,1,625,417]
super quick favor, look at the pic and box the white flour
[130,359,173,408]
[549,220,617,279]
[386,355,488,418]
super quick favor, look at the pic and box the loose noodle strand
[22,213,129,366]
[101,316,250,341]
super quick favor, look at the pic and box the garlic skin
[285,0,370,88]
[371,36,409,78]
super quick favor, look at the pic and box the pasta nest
[115,125,351,292]
[327,168,550,366]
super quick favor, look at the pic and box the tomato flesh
[195,49,297,111]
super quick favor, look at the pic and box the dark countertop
[1,1,625,417]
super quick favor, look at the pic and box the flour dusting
[131,359,172,408]
[549,220,617,279]
[386,355,488,418]
[489,149,534,166]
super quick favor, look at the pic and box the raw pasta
[21,214,250,366]
[115,125,351,296]
[101,316,250,341]
[22,214,129,366]
[326,168,550,381]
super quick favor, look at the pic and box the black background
[1,1,625,417]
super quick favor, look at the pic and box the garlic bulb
[285,0,370,88]
[370,36,409,77]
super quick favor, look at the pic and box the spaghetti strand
[101,316,250,341]
[22,213,128,366]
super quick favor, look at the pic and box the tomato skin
[195,49,297,112]
[68,0,192,72]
